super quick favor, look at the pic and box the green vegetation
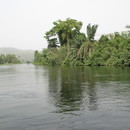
[0,54,20,64]
[0,47,34,63]
[34,18,130,66]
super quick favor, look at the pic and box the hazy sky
[0,0,130,50]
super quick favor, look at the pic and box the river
[0,64,130,130]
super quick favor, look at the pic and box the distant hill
[0,47,34,63]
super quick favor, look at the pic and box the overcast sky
[0,0,130,51]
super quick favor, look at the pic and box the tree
[87,24,98,42]
[44,18,83,48]
[34,50,42,63]
[77,24,98,58]
[0,54,20,64]
[4,54,20,63]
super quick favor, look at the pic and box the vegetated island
[0,47,34,63]
[34,18,130,66]
[0,54,21,65]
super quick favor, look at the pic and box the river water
[0,64,130,130]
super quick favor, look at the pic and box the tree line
[34,18,130,66]
[0,54,20,64]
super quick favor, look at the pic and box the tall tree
[78,24,98,58]
[44,18,83,48]
[87,24,98,42]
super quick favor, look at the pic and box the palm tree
[78,24,98,58]
[87,24,98,42]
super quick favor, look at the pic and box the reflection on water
[0,64,130,130]
[47,66,130,114]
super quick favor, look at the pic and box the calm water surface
[0,64,130,130]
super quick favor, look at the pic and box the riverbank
[34,18,130,66]
[34,35,130,66]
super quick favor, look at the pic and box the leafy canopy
[44,18,83,48]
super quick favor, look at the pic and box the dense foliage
[34,18,130,66]
[0,54,20,64]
